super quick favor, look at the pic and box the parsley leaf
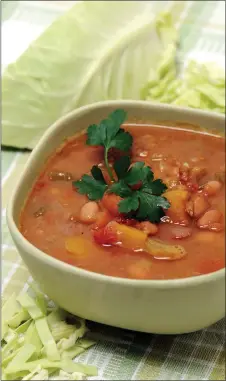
[87,109,129,148]
[109,129,133,151]
[118,194,140,214]
[110,180,132,198]
[91,165,106,183]
[113,156,131,179]
[86,109,132,181]
[115,162,170,222]
[142,179,168,196]
[124,162,152,185]
[73,166,107,201]
[135,192,169,222]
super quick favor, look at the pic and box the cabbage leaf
[2,1,182,148]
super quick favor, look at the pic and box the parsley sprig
[86,109,132,182]
[73,109,170,222]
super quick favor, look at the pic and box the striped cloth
[2,1,225,380]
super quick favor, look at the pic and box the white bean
[79,202,99,224]
[203,181,222,196]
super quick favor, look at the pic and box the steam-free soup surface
[20,124,225,280]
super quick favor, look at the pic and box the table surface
[2,1,225,380]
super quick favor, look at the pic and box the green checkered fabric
[2,1,225,379]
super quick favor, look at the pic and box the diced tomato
[186,182,199,193]
[114,216,137,226]
[94,210,112,229]
[92,224,117,246]
[101,193,122,217]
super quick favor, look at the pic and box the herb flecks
[73,109,170,222]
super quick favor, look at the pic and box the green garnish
[110,158,170,222]
[86,109,132,181]
[74,109,170,223]
[73,166,107,201]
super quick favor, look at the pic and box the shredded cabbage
[17,293,44,320]
[1,285,97,380]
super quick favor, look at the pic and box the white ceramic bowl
[7,101,225,334]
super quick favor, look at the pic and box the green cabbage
[2,1,224,150]
[2,2,183,149]
[1,285,97,380]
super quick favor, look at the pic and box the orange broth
[20,124,225,280]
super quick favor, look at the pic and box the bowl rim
[7,100,226,289]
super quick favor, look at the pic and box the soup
[20,112,225,280]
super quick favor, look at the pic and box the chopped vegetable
[50,321,75,342]
[65,236,98,257]
[35,317,60,361]
[143,54,225,114]
[15,319,32,334]
[2,293,21,338]
[107,221,147,250]
[145,238,186,260]
[101,193,122,217]
[1,286,97,380]
[52,370,87,380]
[17,293,44,320]
[6,344,36,372]
[8,309,30,329]
[4,358,98,376]
[22,366,48,380]
[24,322,42,353]
[164,189,189,224]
